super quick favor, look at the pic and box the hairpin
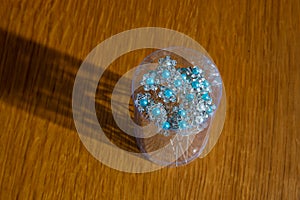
[134,56,216,136]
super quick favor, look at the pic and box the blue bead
[201,93,211,101]
[191,81,200,89]
[146,77,155,85]
[207,107,213,114]
[179,120,188,129]
[181,73,187,80]
[178,109,187,117]
[192,66,200,75]
[186,93,194,101]
[139,99,148,107]
[164,89,173,98]
[162,70,170,78]
[162,122,171,130]
[202,80,210,87]
[152,107,161,116]
[174,79,182,87]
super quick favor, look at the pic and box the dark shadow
[0,28,149,153]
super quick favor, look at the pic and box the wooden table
[0,0,299,199]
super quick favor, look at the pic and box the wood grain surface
[0,0,299,199]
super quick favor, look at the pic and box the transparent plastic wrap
[132,47,225,166]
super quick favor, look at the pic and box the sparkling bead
[146,77,155,85]
[162,70,171,78]
[152,107,161,116]
[165,60,172,66]
[207,106,213,114]
[199,103,206,111]
[186,93,194,101]
[178,109,187,117]
[211,104,216,110]
[202,80,210,87]
[201,93,211,101]
[181,73,187,80]
[164,89,173,98]
[195,116,204,124]
[162,121,171,130]
[139,99,148,107]
[174,79,182,87]
[162,131,169,136]
[158,58,164,64]
[192,66,200,75]
[179,120,188,129]
[172,60,177,66]
[191,81,200,89]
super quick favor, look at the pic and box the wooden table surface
[0,0,299,199]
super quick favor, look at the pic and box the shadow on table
[0,28,140,153]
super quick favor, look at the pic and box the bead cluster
[134,56,216,136]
